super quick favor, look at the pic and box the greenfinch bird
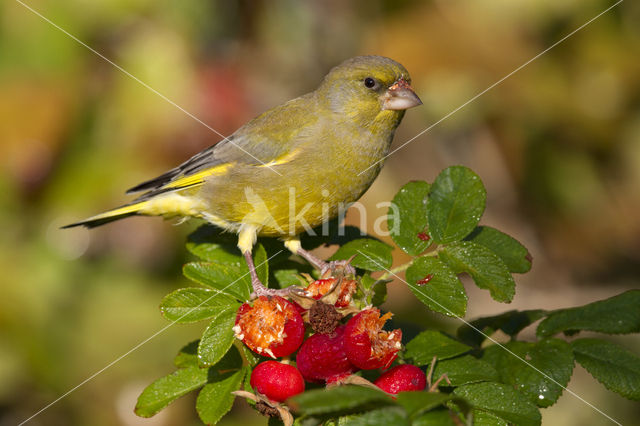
[64,55,422,296]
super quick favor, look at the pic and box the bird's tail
[61,202,146,229]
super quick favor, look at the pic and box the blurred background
[1,0,639,424]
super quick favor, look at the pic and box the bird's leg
[242,250,278,298]
[239,225,299,299]
[284,237,356,277]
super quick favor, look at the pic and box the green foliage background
[1,0,639,424]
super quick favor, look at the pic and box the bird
[63,55,422,297]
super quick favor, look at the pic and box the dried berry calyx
[250,361,305,403]
[374,364,426,394]
[309,301,342,334]
[344,308,402,370]
[296,325,358,383]
[234,296,304,358]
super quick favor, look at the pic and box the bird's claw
[251,283,305,299]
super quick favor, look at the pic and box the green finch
[64,55,422,296]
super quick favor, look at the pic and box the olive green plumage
[65,55,421,241]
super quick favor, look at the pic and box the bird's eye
[364,77,377,89]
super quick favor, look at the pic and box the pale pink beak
[381,78,422,111]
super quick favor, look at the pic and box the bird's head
[317,55,422,129]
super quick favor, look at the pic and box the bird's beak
[381,78,422,111]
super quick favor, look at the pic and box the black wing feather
[125,144,221,194]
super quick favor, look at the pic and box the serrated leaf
[572,338,640,400]
[174,340,200,368]
[453,382,541,426]
[491,339,574,407]
[388,181,432,256]
[183,262,252,301]
[196,368,245,425]
[135,365,209,417]
[457,310,547,347]
[537,290,640,337]
[288,385,394,416]
[405,330,472,366]
[330,239,393,271]
[464,226,531,273]
[160,288,240,323]
[406,256,467,317]
[338,406,408,426]
[439,241,515,303]
[432,355,499,387]
[412,409,459,426]
[427,166,486,244]
[395,392,450,417]
[197,308,237,367]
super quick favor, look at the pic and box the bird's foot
[250,278,305,299]
[294,247,356,278]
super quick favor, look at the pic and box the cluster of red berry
[233,276,427,414]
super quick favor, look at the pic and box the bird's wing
[127,94,319,200]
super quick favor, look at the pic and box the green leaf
[135,365,209,417]
[464,226,532,273]
[472,410,508,426]
[388,181,432,255]
[537,290,640,337]
[288,385,394,416]
[338,407,408,426]
[330,238,393,271]
[371,280,388,306]
[491,339,575,407]
[236,340,260,367]
[274,268,305,288]
[183,262,252,301]
[197,308,237,367]
[427,166,486,244]
[405,256,467,317]
[439,241,515,303]
[457,310,547,347]
[196,368,245,425]
[251,243,269,286]
[405,330,472,366]
[572,338,640,400]
[412,409,459,426]
[174,340,199,368]
[160,288,240,323]
[432,355,499,387]
[187,225,244,263]
[453,382,541,426]
[395,392,450,417]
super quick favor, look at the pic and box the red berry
[344,308,402,370]
[296,326,357,383]
[374,364,426,394]
[305,278,357,307]
[234,296,304,358]
[250,361,305,402]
